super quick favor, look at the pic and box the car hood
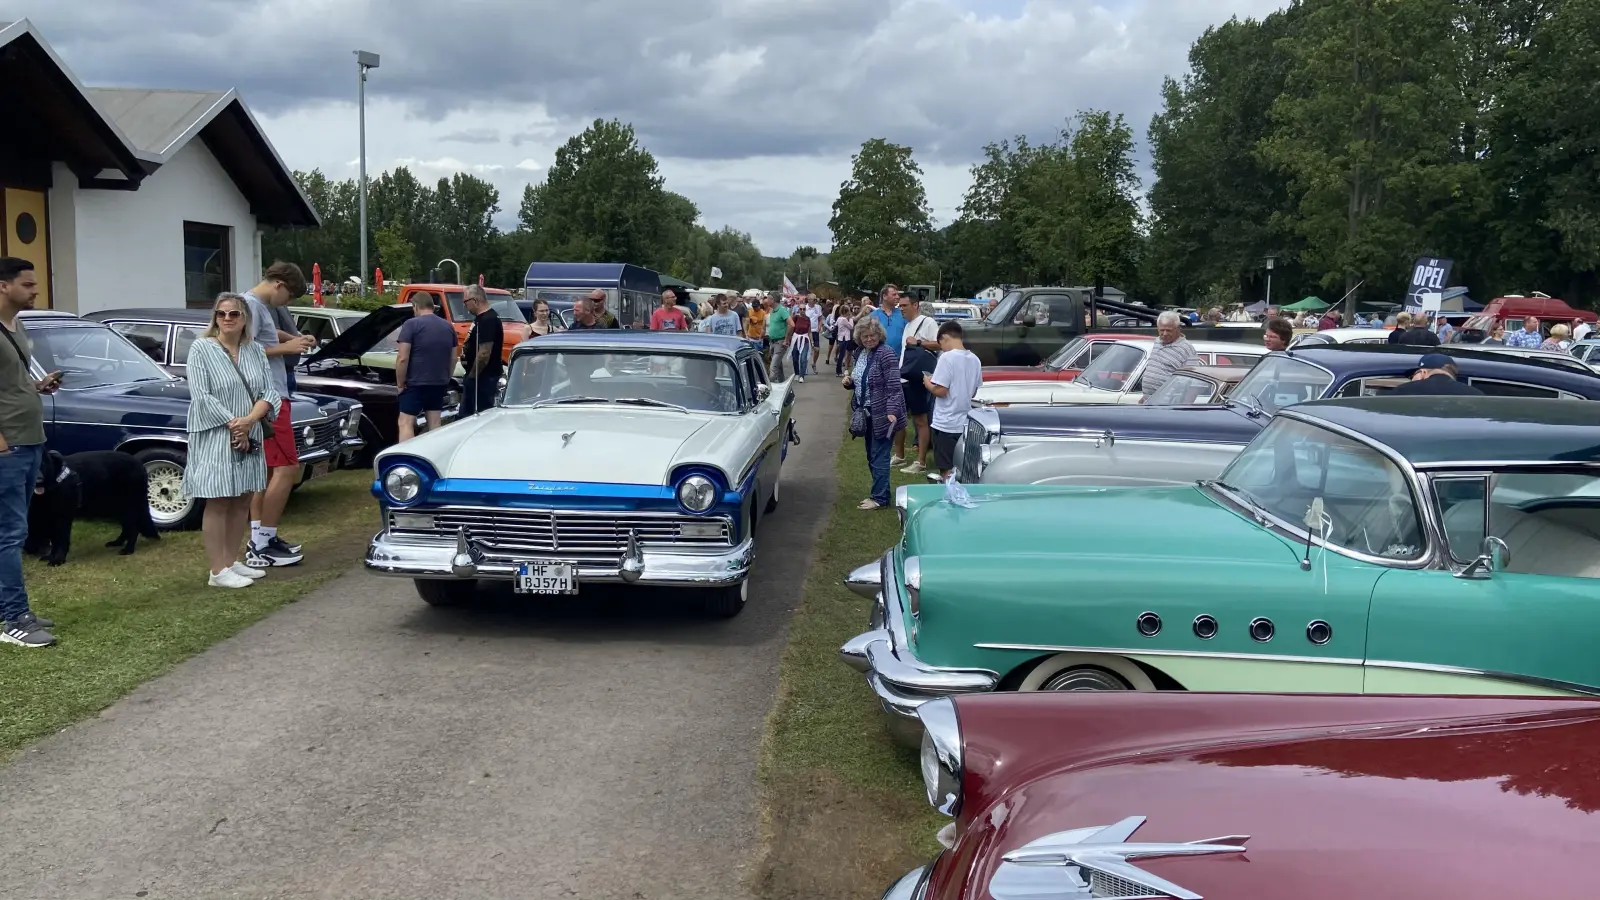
[380,405,736,484]
[304,305,413,366]
[994,403,1263,443]
[950,695,1600,900]
[906,484,1293,564]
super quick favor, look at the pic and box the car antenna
[1301,497,1324,571]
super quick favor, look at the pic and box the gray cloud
[26,0,1287,254]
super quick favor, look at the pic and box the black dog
[25,450,159,565]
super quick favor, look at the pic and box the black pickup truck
[958,287,1259,366]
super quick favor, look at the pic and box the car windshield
[1229,355,1334,414]
[443,292,527,323]
[1214,417,1424,560]
[25,323,170,389]
[1145,372,1220,406]
[1074,343,1146,392]
[1042,337,1089,371]
[503,349,743,413]
[983,290,1024,325]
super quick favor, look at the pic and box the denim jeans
[790,339,809,378]
[865,431,891,506]
[836,340,854,375]
[0,442,43,623]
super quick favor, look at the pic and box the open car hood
[303,305,413,367]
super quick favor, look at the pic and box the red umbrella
[312,263,323,307]
[375,268,385,295]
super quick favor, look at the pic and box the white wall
[54,142,259,315]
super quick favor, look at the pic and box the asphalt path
[0,377,847,900]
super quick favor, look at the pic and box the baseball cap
[1416,353,1453,371]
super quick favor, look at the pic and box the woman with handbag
[185,293,280,588]
[841,315,904,510]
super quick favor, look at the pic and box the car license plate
[309,461,331,480]
[515,562,577,595]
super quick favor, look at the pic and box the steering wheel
[678,385,725,409]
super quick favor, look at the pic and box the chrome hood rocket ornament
[989,816,1248,900]
[561,430,577,447]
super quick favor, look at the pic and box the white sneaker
[208,569,254,589]
[890,455,904,466]
[231,561,266,579]
[902,461,926,474]
[797,376,806,383]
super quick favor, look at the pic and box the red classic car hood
[940,693,1600,900]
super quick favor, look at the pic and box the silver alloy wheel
[145,460,193,528]
[1040,667,1130,692]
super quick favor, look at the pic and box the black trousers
[460,376,499,417]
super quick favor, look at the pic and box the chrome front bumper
[364,527,754,588]
[881,865,931,900]
[839,551,1000,746]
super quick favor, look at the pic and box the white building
[0,19,316,314]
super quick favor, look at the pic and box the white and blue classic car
[364,330,798,616]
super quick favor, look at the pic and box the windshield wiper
[530,396,610,408]
[614,397,690,413]
[1200,479,1272,525]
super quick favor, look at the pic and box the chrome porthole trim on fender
[1135,611,1161,637]
[1192,614,1218,640]
[1306,619,1333,645]
[1249,617,1275,643]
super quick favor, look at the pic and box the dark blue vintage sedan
[18,310,364,528]
[965,344,1600,484]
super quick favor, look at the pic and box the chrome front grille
[389,507,734,559]
[297,418,343,454]
[959,416,987,481]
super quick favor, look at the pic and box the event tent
[1283,296,1329,312]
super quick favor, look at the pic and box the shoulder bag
[218,340,275,439]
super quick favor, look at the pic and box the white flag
[710,266,723,279]
[782,275,798,297]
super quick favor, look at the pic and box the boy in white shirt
[923,320,983,480]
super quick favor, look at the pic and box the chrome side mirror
[756,383,772,402]
[1457,535,1511,580]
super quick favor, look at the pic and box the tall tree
[828,138,936,290]
[434,172,502,282]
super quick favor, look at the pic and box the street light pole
[1264,256,1277,310]
[436,258,462,285]
[355,50,380,297]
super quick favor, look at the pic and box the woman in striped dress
[184,293,280,589]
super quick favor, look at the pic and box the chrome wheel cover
[1041,668,1129,692]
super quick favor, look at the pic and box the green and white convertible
[842,396,1600,744]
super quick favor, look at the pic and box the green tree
[372,216,416,281]
[828,138,935,290]
[434,172,502,282]
[1261,0,1472,313]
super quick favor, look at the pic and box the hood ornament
[990,816,1248,900]
[561,430,577,447]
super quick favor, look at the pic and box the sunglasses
[216,309,243,320]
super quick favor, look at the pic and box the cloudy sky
[33,0,1285,256]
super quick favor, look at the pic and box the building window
[184,222,231,307]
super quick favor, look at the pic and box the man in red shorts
[242,262,316,567]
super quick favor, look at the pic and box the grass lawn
[0,469,377,762]
[755,432,945,900]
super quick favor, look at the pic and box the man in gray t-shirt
[271,303,303,394]
[240,263,316,570]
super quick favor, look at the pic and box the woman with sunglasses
[184,293,280,588]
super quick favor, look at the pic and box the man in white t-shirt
[923,320,983,479]
[896,293,941,473]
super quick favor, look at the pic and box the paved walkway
[0,383,846,900]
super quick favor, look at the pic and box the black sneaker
[246,536,304,568]
[2,613,57,648]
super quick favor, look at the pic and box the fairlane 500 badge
[528,483,576,492]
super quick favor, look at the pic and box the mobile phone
[44,370,63,387]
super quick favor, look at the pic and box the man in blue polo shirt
[873,284,906,352]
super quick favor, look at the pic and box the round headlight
[917,698,963,816]
[677,475,717,513]
[300,425,315,445]
[384,465,422,503]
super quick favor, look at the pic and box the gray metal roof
[85,88,230,159]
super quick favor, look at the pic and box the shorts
[263,399,299,469]
[932,429,961,472]
[398,383,448,415]
[903,382,932,416]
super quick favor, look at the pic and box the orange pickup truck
[394,283,529,363]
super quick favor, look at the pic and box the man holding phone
[0,257,61,648]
